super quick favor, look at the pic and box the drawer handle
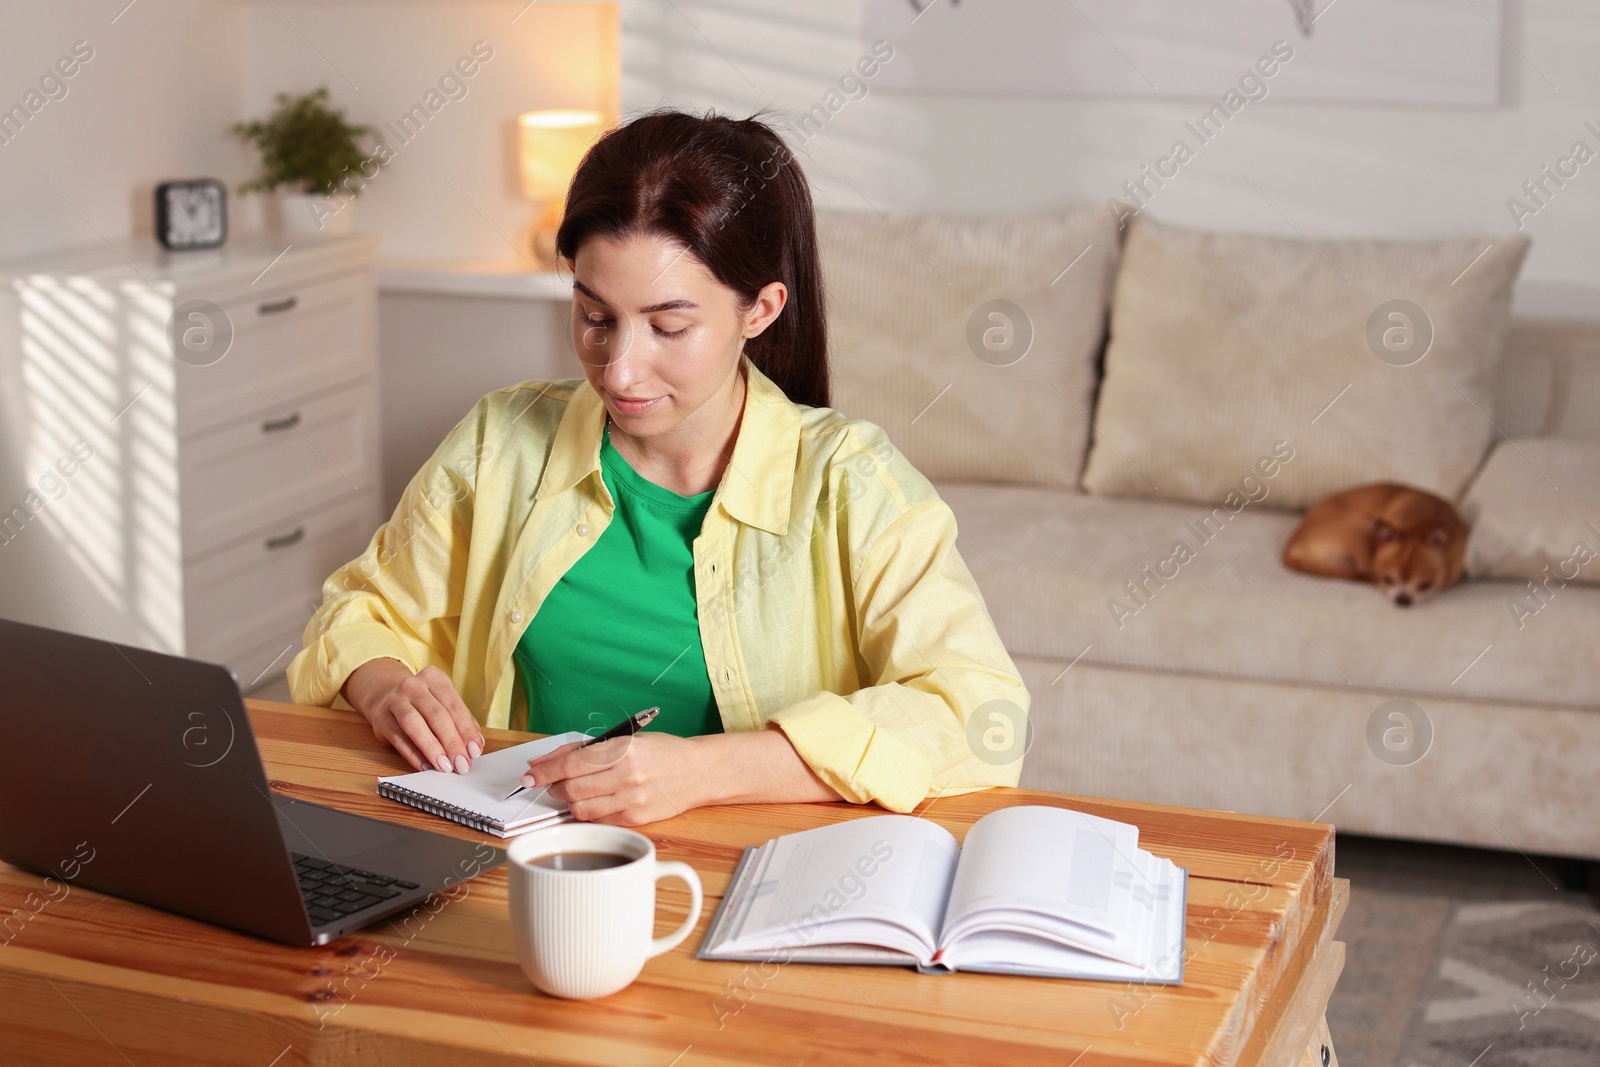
[265,526,306,550]
[258,295,299,315]
[261,411,301,433]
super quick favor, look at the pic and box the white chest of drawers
[0,234,383,691]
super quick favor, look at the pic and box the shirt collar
[534,353,802,536]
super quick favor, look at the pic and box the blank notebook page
[377,730,589,829]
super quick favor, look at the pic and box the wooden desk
[0,701,1346,1066]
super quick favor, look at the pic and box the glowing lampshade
[518,109,604,200]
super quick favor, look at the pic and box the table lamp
[519,109,604,267]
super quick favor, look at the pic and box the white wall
[0,1,618,266]
[620,0,1600,307]
[6,1,1592,295]
[0,0,247,264]
[240,1,619,260]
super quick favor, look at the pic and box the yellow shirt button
[577,523,590,537]
[510,610,523,624]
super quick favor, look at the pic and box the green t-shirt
[512,425,725,739]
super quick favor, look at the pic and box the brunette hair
[555,107,830,408]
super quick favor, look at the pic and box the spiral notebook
[376,730,589,837]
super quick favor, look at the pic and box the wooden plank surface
[0,700,1344,1066]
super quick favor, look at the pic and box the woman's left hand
[520,733,708,826]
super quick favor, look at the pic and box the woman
[287,107,1030,826]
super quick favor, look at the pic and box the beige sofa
[816,208,1600,863]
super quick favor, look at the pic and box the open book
[376,730,589,837]
[696,804,1187,982]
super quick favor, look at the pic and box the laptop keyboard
[293,854,421,927]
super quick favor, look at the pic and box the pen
[503,706,661,801]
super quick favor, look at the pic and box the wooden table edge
[1238,877,1349,1066]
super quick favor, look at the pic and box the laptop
[0,617,505,946]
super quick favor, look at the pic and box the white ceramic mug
[506,824,703,999]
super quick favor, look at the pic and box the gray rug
[1396,898,1600,1066]
[1330,883,1600,1067]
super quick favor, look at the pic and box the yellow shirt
[286,354,1030,813]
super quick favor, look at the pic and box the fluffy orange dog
[1282,483,1469,607]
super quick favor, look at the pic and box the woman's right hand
[341,658,485,775]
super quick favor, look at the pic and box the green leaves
[231,86,374,197]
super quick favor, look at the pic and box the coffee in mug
[529,850,633,871]
[507,824,703,999]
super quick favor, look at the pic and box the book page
[719,815,959,961]
[377,731,588,829]
[939,853,1187,981]
[941,806,1143,942]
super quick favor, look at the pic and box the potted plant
[232,87,373,235]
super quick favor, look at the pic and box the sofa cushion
[1462,437,1600,584]
[816,206,1119,487]
[1079,216,1530,509]
[939,480,1600,709]
[1494,317,1600,441]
